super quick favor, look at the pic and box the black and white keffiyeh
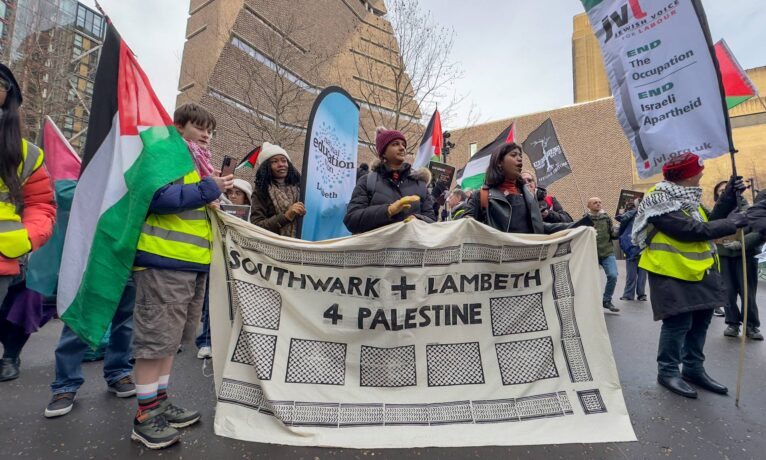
[631,181,704,249]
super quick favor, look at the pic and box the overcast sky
[86,0,764,128]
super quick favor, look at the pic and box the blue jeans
[621,257,647,299]
[195,286,211,349]
[598,255,618,303]
[51,279,135,395]
[657,309,713,377]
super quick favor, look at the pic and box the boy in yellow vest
[631,153,747,399]
[130,104,233,449]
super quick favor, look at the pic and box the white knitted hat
[256,142,290,167]
[231,178,253,200]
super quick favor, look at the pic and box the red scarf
[498,179,520,196]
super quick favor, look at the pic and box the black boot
[0,357,20,382]
[657,375,697,398]
[681,370,728,395]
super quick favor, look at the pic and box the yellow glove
[387,195,421,218]
[404,215,416,223]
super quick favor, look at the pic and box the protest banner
[522,119,572,188]
[298,86,360,241]
[580,0,733,179]
[208,213,636,448]
[615,189,645,217]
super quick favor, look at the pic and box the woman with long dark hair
[464,142,584,234]
[249,142,304,238]
[0,64,57,381]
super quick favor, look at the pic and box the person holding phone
[250,142,304,238]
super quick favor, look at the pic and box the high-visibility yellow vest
[0,139,44,259]
[136,170,213,265]
[638,187,715,282]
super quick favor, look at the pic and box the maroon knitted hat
[662,152,704,181]
[375,127,406,157]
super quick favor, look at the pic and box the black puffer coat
[463,180,571,234]
[344,162,435,234]
[646,188,739,321]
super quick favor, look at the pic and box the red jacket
[0,165,57,275]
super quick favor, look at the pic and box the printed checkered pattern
[562,337,593,382]
[259,242,302,263]
[384,404,429,425]
[302,250,345,266]
[462,243,502,263]
[551,261,574,299]
[515,393,569,420]
[216,380,576,426]
[501,244,548,262]
[490,293,548,336]
[577,389,607,414]
[554,241,572,257]
[343,250,386,267]
[286,339,347,385]
[495,337,558,385]
[293,403,340,426]
[360,345,417,387]
[229,229,260,252]
[234,280,281,330]
[554,297,579,338]
[385,248,425,266]
[424,246,462,266]
[472,399,518,423]
[230,331,277,380]
[428,401,473,425]
[339,404,385,426]
[426,342,485,387]
[218,379,265,410]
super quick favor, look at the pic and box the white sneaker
[196,346,212,359]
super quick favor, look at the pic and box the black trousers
[0,276,29,359]
[720,255,760,328]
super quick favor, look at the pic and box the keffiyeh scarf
[631,180,704,249]
[185,140,215,178]
[268,182,300,238]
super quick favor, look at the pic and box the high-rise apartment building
[176,0,421,171]
[2,0,104,152]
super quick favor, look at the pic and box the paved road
[2,261,765,459]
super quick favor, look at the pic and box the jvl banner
[209,213,636,448]
[298,86,359,241]
[580,0,732,178]
[522,118,572,188]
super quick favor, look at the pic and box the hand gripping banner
[209,213,636,448]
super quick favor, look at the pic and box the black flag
[522,118,571,188]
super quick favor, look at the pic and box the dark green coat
[589,212,616,258]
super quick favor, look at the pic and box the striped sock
[157,374,170,402]
[135,382,159,420]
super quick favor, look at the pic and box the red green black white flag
[412,110,443,169]
[714,39,758,110]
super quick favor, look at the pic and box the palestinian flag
[58,22,194,348]
[715,39,758,110]
[236,145,261,170]
[26,117,82,296]
[412,109,442,169]
[458,122,515,190]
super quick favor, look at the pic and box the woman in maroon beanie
[344,127,435,234]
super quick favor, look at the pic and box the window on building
[0,2,6,20]
[469,143,477,157]
[75,5,104,39]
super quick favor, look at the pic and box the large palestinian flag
[412,109,442,169]
[714,39,758,110]
[58,22,194,348]
[458,122,515,190]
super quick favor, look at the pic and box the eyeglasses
[0,77,11,92]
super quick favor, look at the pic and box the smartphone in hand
[221,155,235,177]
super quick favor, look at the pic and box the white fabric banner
[582,0,731,178]
[209,213,636,448]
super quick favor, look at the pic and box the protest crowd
[1,4,766,453]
